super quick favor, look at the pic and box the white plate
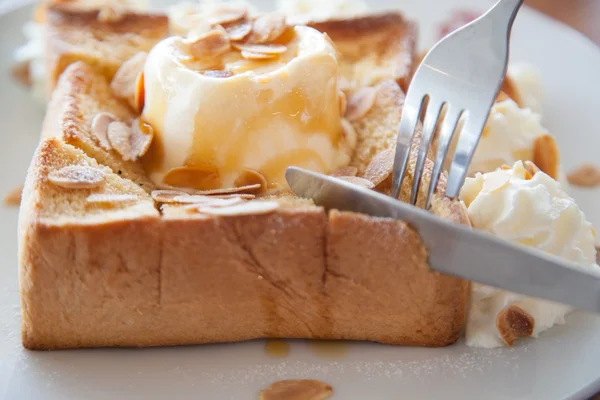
[1,1,600,399]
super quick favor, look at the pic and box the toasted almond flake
[340,118,357,149]
[211,194,256,200]
[259,379,333,400]
[177,196,245,207]
[523,161,541,175]
[151,190,189,203]
[496,304,535,347]
[248,12,287,44]
[86,193,138,205]
[345,87,377,122]
[188,29,231,59]
[234,169,267,191]
[163,165,221,191]
[567,164,600,188]
[202,70,233,78]
[330,166,358,177]
[496,91,511,103]
[241,50,277,60]
[364,148,394,186]
[48,166,106,189]
[335,176,375,189]
[91,112,117,151]
[225,20,252,41]
[107,119,154,161]
[110,52,147,109]
[338,91,347,115]
[533,134,559,180]
[233,43,287,55]
[207,4,248,26]
[3,185,23,207]
[196,200,279,216]
[482,170,510,193]
[500,164,512,170]
[134,72,145,113]
[196,184,262,195]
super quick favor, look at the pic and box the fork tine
[391,91,427,199]
[410,97,444,205]
[425,106,464,209]
[445,115,489,198]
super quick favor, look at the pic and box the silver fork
[391,0,524,208]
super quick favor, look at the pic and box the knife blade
[286,166,600,314]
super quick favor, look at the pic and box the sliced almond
[248,12,287,44]
[107,119,154,161]
[240,50,277,60]
[330,166,358,177]
[196,200,279,216]
[523,161,541,181]
[338,91,347,115]
[567,164,600,188]
[163,165,221,191]
[91,112,117,151]
[233,43,287,55]
[207,4,248,26]
[177,196,245,207]
[364,148,394,186]
[234,168,267,191]
[86,193,138,205]
[196,184,262,195]
[345,87,377,122]
[188,29,231,59]
[211,194,256,200]
[3,185,23,207]
[134,72,145,113]
[482,170,510,193]
[259,379,333,400]
[202,70,233,78]
[496,304,535,347]
[48,166,106,189]
[110,52,147,109]
[151,190,190,203]
[340,118,357,150]
[335,176,375,189]
[533,134,559,180]
[225,20,253,41]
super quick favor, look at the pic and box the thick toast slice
[20,61,469,349]
[45,2,168,94]
[308,13,417,93]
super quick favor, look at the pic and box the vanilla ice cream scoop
[142,25,351,191]
[460,161,598,348]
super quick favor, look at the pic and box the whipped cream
[142,25,350,190]
[461,161,598,348]
[507,63,544,114]
[276,0,368,19]
[468,99,546,175]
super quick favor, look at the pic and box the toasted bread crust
[307,13,417,93]
[21,21,468,349]
[45,3,168,93]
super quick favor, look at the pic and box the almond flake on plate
[496,304,535,347]
[247,12,287,44]
[225,20,253,41]
[335,176,375,189]
[91,112,117,151]
[567,164,600,187]
[188,29,231,59]
[196,200,279,216]
[234,43,287,55]
[3,185,23,207]
[107,119,154,161]
[345,87,377,122]
[364,148,394,186]
[110,52,147,109]
[86,193,138,205]
[330,166,358,177]
[48,166,106,189]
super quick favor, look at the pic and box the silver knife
[286,166,600,314]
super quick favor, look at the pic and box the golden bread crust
[307,13,417,93]
[45,3,168,93]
